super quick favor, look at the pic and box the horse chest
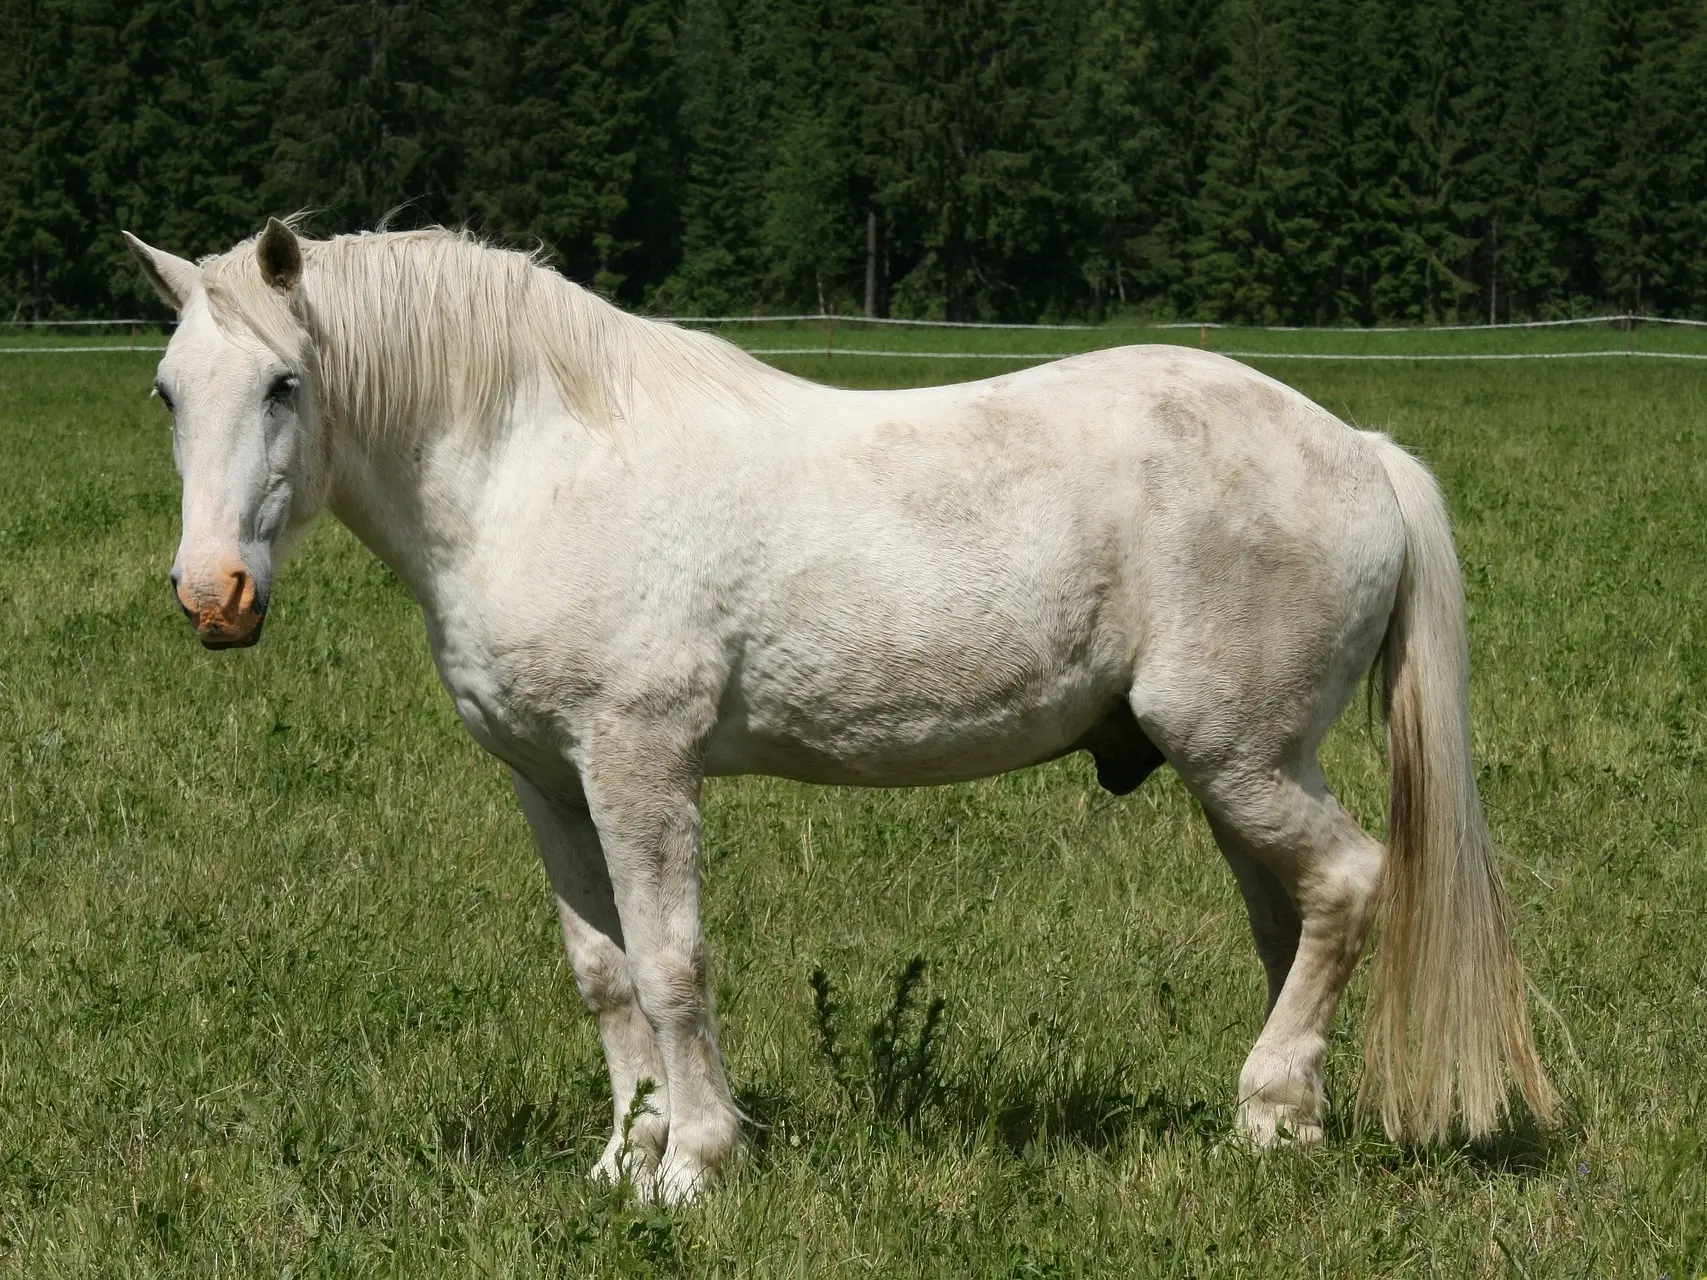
[422,603,559,769]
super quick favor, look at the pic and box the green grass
[2,338,1705,1276]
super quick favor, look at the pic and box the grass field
[2,330,1705,1276]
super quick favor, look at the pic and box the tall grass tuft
[811,958,946,1132]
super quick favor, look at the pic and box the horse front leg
[511,772,670,1183]
[580,740,740,1204]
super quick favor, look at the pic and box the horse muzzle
[173,561,268,649]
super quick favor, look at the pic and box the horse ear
[257,218,303,292]
[122,231,198,311]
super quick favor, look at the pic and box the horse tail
[1359,434,1559,1143]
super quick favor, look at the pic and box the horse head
[124,219,327,649]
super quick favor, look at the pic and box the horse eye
[265,373,299,405]
[153,382,174,414]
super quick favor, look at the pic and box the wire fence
[3,317,163,326]
[8,311,1704,331]
[665,311,1707,332]
[1147,313,1707,332]
[668,313,1100,330]
[0,344,168,353]
[8,312,1707,362]
[1,315,166,354]
[738,346,1707,362]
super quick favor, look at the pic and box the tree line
[5,0,1707,325]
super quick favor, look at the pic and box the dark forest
[5,0,1706,323]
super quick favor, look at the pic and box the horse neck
[314,264,786,602]
[322,388,544,609]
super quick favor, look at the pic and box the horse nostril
[169,570,193,619]
[226,568,251,618]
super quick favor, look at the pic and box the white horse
[124,220,1556,1202]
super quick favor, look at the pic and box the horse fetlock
[631,1115,740,1205]
[647,1152,713,1206]
[679,1108,743,1165]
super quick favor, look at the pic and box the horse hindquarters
[1135,430,1556,1146]
[1122,425,1406,1144]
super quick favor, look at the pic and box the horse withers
[125,219,1557,1202]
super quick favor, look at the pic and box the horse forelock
[197,226,769,443]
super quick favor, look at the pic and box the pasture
[1,328,1705,1275]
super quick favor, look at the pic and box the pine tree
[1582,0,1707,313]
[1189,0,1332,323]
[262,0,464,232]
[460,0,680,303]
[0,0,86,319]
[12,0,1707,322]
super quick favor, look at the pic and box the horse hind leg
[1197,762,1382,1144]
[1212,821,1303,1017]
[1126,465,1400,1141]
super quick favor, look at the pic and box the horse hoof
[1237,1101,1324,1148]
[589,1135,660,1188]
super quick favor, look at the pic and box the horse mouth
[178,570,268,649]
[199,618,265,649]
[195,611,266,649]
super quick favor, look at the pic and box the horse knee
[563,930,635,1014]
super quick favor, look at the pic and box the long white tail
[1361,436,1558,1142]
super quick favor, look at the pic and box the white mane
[198,226,779,438]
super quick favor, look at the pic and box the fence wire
[8,310,1707,331]
[743,346,1707,362]
[8,311,1707,362]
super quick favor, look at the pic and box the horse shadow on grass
[426,958,1566,1178]
[1322,1101,1575,1180]
[427,1083,1560,1175]
[801,958,1229,1158]
[940,1060,1228,1155]
[796,959,1567,1171]
[431,1084,608,1169]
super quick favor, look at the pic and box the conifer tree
[262,0,463,232]
[460,0,680,303]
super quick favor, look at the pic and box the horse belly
[705,601,1131,787]
[705,686,1114,786]
[702,432,1143,785]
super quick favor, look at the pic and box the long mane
[197,226,779,438]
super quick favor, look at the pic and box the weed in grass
[810,958,946,1134]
